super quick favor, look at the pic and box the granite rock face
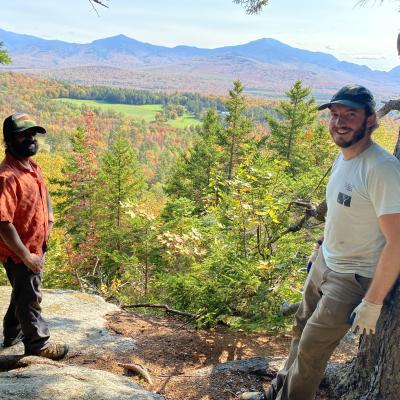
[0,364,164,400]
[0,286,163,400]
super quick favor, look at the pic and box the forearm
[0,221,30,262]
[364,241,400,304]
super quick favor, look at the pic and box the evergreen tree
[220,80,253,180]
[95,131,147,284]
[266,80,318,174]
[165,109,222,211]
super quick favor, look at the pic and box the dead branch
[88,0,109,16]
[91,0,109,8]
[280,301,301,317]
[376,100,400,119]
[268,200,326,246]
[121,303,200,319]
[118,362,153,384]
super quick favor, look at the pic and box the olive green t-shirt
[322,142,400,278]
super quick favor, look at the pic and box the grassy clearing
[55,98,201,128]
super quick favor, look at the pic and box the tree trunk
[327,122,400,399]
[327,280,400,399]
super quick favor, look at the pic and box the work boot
[240,384,277,400]
[26,341,69,360]
[239,393,267,400]
[3,331,24,348]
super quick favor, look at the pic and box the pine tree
[95,130,146,283]
[266,80,318,174]
[165,109,222,212]
[220,80,253,180]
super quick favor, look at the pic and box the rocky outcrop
[0,286,163,400]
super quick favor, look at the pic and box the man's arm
[365,213,400,303]
[0,221,44,273]
[351,213,400,334]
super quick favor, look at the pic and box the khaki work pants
[270,251,371,400]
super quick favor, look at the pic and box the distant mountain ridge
[1,28,399,99]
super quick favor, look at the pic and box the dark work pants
[3,258,50,354]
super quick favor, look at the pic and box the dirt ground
[65,310,357,400]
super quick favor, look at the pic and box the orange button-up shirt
[0,152,50,263]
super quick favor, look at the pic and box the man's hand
[351,299,382,335]
[22,253,44,273]
[0,222,45,272]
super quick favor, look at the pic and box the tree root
[118,362,153,385]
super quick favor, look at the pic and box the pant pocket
[353,274,371,292]
[314,294,361,327]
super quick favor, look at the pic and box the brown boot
[28,341,69,360]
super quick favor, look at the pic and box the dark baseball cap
[318,85,376,114]
[3,113,46,137]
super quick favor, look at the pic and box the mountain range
[1,28,400,99]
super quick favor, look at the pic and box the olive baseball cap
[318,84,376,114]
[3,113,46,137]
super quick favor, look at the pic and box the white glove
[351,299,382,335]
[307,242,321,272]
[308,244,320,264]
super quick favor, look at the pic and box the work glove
[308,245,319,264]
[307,241,321,273]
[350,299,382,335]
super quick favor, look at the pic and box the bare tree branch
[376,99,400,119]
[233,0,400,14]
[121,303,200,319]
[92,0,109,8]
[88,0,109,16]
[356,0,396,9]
[89,0,100,16]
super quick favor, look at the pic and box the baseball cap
[3,113,46,137]
[318,85,376,114]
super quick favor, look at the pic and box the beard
[335,119,367,149]
[8,137,39,158]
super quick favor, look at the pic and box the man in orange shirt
[0,113,68,360]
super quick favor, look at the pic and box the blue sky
[0,0,399,71]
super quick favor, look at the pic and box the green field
[55,98,201,128]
